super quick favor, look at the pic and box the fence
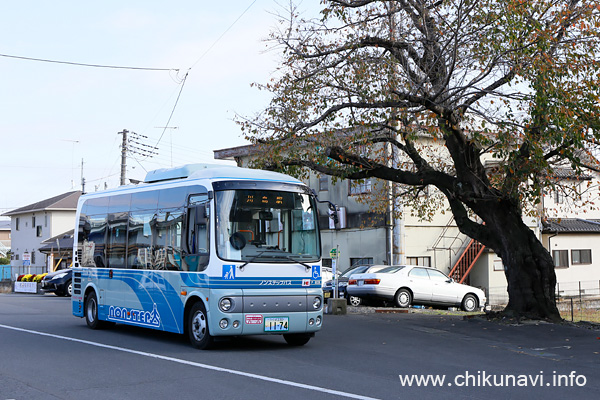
[488,280,600,307]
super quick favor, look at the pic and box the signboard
[329,248,340,259]
[14,282,37,294]
[23,252,31,267]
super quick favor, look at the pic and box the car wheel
[85,292,101,329]
[461,294,478,312]
[188,302,214,350]
[65,280,73,297]
[394,289,412,308]
[283,333,312,346]
[348,296,362,306]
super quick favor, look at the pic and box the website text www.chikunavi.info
[399,371,587,387]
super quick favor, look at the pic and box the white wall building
[2,191,81,277]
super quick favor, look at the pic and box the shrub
[21,274,34,282]
[17,274,25,282]
[33,273,47,282]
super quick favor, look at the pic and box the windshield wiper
[239,252,315,271]
[284,255,313,271]
[238,250,269,270]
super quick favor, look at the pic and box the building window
[554,190,564,204]
[350,257,373,267]
[322,258,332,268]
[45,214,48,227]
[32,216,36,228]
[552,250,569,268]
[349,178,372,195]
[571,249,591,265]
[15,218,20,231]
[36,226,42,237]
[31,251,36,264]
[319,177,329,191]
[407,256,431,267]
[493,259,504,271]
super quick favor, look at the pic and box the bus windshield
[215,189,320,263]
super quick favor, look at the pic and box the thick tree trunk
[477,205,561,321]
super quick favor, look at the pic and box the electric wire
[0,53,176,71]
[152,0,258,150]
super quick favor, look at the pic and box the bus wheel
[85,292,101,329]
[188,302,214,350]
[283,333,312,346]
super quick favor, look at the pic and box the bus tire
[85,292,101,329]
[283,333,312,346]
[188,301,214,350]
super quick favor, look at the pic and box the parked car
[323,265,388,306]
[41,268,73,297]
[346,265,487,311]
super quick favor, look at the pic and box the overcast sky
[0,1,316,215]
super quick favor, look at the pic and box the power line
[0,52,177,72]
[189,0,258,71]
[152,0,259,149]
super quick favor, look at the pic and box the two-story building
[2,191,81,277]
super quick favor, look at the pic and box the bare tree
[240,0,600,320]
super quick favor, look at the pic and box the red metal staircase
[448,239,486,284]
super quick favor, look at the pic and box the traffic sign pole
[331,246,340,298]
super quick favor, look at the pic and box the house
[2,191,82,277]
[38,229,75,272]
[0,220,10,257]
[214,144,600,305]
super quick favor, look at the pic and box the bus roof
[79,165,305,200]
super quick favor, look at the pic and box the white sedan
[346,265,486,312]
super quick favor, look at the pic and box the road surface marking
[0,323,380,400]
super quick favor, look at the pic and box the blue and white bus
[72,164,323,349]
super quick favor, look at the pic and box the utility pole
[119,129,128,186]
[80,158,86,193]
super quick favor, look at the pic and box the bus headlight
[312,296,322,310]
[219,318,229,329]
[219,298,233,312]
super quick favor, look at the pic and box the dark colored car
[41,268,73,297]
[323,265,387,306]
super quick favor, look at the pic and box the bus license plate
[264,317,289,332]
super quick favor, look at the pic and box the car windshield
[377,266,405,274]
[341,266,369,278]
[215,189,320,263]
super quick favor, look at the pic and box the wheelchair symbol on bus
[312,265,321,280]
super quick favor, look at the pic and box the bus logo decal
[108,304,161,328]
[223,265,236,280]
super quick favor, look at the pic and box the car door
[407,267,432,302]
[427,269,460,304]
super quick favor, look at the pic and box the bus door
[103,212,129,315]
[184,194,210,272]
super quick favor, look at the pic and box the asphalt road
[0,293,598,400]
